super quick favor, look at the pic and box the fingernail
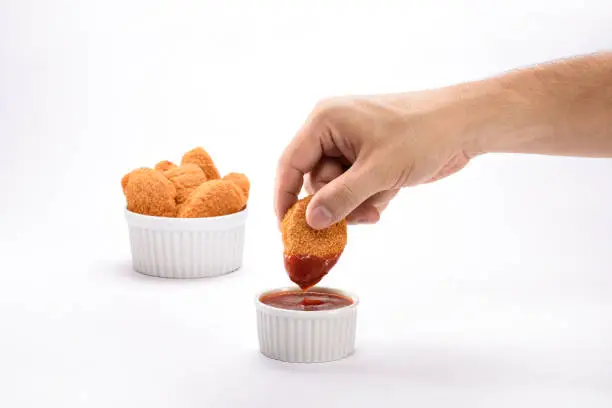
[348,214,379,225]
[308,206,333,229]
[357,218,377,224]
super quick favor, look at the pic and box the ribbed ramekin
[255,286,358,363]
[124,209,247,278]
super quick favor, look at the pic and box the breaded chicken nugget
[281,195,347,289]
[124,168,177,217]
[121,174,130,195]
[222,172,250,201]
[155,160,178,172]
[181,147,221,181]
[163,164,207,205]
[121,167,150,195]
[178,180,244,218]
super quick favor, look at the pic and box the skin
[274,52,612,230]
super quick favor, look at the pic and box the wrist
[448,74,554,156]
[446,80,505,157]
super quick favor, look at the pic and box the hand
[274,89,477,229]
[275,53,612,230]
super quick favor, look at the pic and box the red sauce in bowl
[259,290,353,311]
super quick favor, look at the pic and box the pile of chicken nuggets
[122,147,250,218]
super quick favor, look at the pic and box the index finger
[274,119,324,221]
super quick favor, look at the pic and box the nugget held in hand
[181,147,221,181]
[163,164,207,205]
[155,160,177,172]
[178,180,245,218]
[223,172,250,201]
[281,196,347,290]
[124,168,177,217]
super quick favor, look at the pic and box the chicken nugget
[281,195,347,290]
[121,175,130,195]
[181,147,221,181]
[178,180,245,218]
[163,164,207,205]
[155,160,178,172]
[222,172,250,201]
[124,168,177,217]
[121,167,150,195]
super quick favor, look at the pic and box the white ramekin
[255,286,359,363]
[124,209,247,278]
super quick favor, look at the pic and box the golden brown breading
[155,160,178,172]
[125,168,177,217]
[178,180,244,218]
[222,172,250,201]
[281,195,347,258]
[181,147,221,181]
[121,174,129,195]
[163,164,207,205]
[121,167,150,195]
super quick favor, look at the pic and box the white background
[1,0,611,407]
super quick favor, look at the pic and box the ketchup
[284,254,340,290]
[260,290,353,311]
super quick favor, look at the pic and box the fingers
[274,120,324,221]
[305,163,397,227]
[364,189,399,211]
[345,189,398,224]
[306,163,381,229]
[346,204,380,224]
[304,158,344,194]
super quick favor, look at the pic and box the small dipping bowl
[124,208,247,278]
[255,286,359,363]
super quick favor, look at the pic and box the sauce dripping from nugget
[283,254,340,291]
[281,196,347,290]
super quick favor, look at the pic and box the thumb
[306,164,381,230]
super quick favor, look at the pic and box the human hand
[274,89,477,229]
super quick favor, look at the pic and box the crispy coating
[282,195,347,258]
[181,147,221,181]
[163,164,207,205]
[121,174,129,194]
[222,172,250,201]
[155,160,178,172]
[121,167,150,195]
[178,180,245,218]
[125,168,177,217]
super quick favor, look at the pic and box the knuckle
[278,144,302,171]
[276,156,291,177]
[312,97,348,125]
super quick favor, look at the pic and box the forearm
[459,52,612,157]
